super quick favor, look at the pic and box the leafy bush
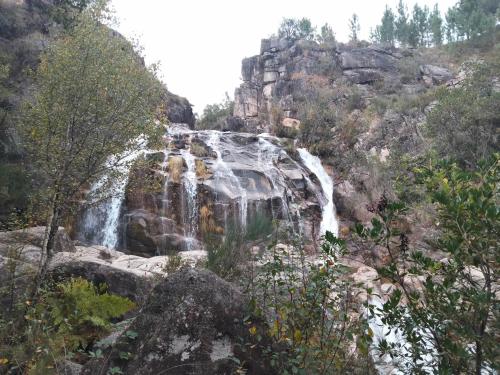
[1,277,135,373]
[244,233,374,374]
[205,227,247,280]
[356,154,499,374]
[45,278,135,347]
[196,94,233,130]
[426,60,499,168]
[277,18,316,41]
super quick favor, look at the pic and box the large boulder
[340,46,399,71]
[82,268,273,375]
[419,64,453,86]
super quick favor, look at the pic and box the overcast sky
[110,0,457,114]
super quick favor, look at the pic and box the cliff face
[232,37,459,263]
[233,37,451,134]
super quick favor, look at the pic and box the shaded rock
[343,68,383,84]
[48,246,157,305]
[340,46,398,71]
[419,64,453,86]
[163,92,195,128]
[0,226,76,259]
[82,268,273,375]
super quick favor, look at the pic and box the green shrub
[44,277,135,348]
[205,227,248,280]
[244,233,374,374]
[196,94,234,130]
[0,277,135,373]
[356,155,500,373]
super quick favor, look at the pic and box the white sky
[110,0,457,114]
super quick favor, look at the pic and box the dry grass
[168,156,184,183]
[195,159,210,180]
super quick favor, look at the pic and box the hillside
[0,1,498,374]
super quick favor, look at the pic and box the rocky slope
[230,36,461,262]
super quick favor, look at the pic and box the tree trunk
[30,194,61,300]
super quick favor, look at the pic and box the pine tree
[445,0,497,41]
[318,23,336,45]
[395,0,409,46]
[378,6,396,46]
[429,4,443,46]
[410,4,430,47]
[348,13,360,44]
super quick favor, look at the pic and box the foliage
[196,93,234,130]
[395,0,410,46]
[205,226,247,280]
[245,233,374,374]
[355,155,499,374]
[429,4,444,46]
[425,59,499,169]
[317,23,336,45]
[1,277,135,374]
[20,0,162,286]
[372,6,396,46]
[348,14,360,44]
[277,18,316,41]
[446,0,498,42]
[42,278,135,347]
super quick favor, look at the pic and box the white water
[205,131,248,228]
[82,144,146,249]
[180,148,198,250]
[297,148,338,237]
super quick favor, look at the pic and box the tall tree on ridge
[348,13,361,44]
[395,0,410,46]
[429,4,444,46]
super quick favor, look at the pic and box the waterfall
[180,148,198,250]
[297,148,338,237]
[205,131,248,229]
[81,146,145,249]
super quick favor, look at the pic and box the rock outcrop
[78,125,326,257]
[231,36,456,236]
[82,268,273,375]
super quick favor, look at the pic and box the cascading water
[205,131,248,229]
[79,124,334,254]
[297,148,339,237]
[180,147,198,250]
[80,146,145,249]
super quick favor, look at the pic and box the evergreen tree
[429,4,443,46]
[348,13,360,44]
[395,0,409,46]
[410,4,430,47]
[445,0,497,41]
[277,17,316,41]
[377,6,396,46]
[318,23,336,45]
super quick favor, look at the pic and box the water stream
[205,131,248,229]
[297,148,339,237]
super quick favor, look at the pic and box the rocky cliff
[231,37,457,247]
[233,37,452,134]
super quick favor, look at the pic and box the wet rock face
[118,125,323,256]
[81,268,273,375]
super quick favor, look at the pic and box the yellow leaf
[249,326,257,335]
[294,329,302,342]
[0,358,8,365]
[367,327,374,337]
